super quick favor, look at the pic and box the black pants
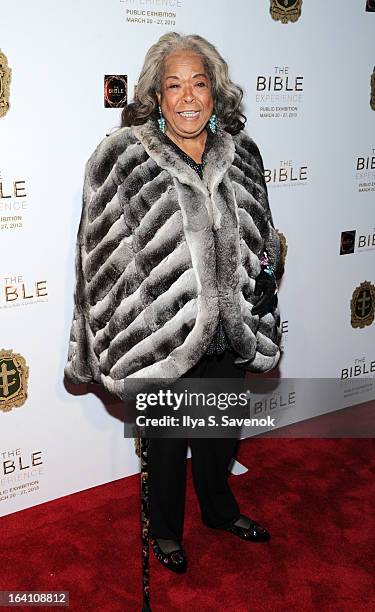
[148,350,247,541]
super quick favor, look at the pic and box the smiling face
[156,50,214,141]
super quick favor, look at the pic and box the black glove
[252,269,278,317]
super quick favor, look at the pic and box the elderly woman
[65,32,284,575]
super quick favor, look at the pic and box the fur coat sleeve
[64,120,283,400]
[232,133,282,279]
[64,133,137,385]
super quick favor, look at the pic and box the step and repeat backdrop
[1,0,374,516]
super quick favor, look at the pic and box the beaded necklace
[163,132,207,179]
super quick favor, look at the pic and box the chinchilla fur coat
[64,118,283,400]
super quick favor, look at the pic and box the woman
[65,33,284,575]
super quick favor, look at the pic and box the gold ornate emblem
[371,67,375,111]
[270,0,303,24]
[350,281,375,329]
[0,349,29,412]
[0,49,11,119]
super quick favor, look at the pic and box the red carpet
[1,436,374,611]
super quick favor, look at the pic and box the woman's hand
[252,269,278,317]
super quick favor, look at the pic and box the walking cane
[139,433,152,612]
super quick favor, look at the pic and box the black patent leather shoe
[223,514,270,542]
[150,537,187,574]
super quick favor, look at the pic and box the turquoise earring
[158,105,166,133]
[208,113,217,134]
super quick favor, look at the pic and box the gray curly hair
[121,32,246,134]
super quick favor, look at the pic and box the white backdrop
[1,0,374,516]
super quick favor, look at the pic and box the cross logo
[270,0,303,23]
[356,289,372,318]
[0,361,17,397]
[351,282,375,328]
[0,349,29,412]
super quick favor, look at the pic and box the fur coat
[64,118,283,400]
